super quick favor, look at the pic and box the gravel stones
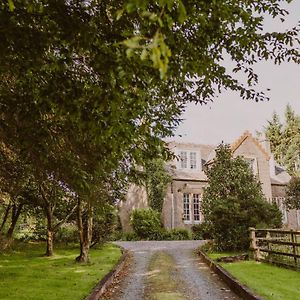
[110,241,240,300]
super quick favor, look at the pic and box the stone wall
[162,180,208,229]
[118,184,148,232]
[233,137,272,200]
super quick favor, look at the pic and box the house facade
[119,131,300,231]
[162,131,300,230]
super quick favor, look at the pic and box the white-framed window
[244,157,258,175]
[190,152,197,169]
[180,151,188,169]
[178,150,200,171]
[183,193,190,221]
[183,193,201,223]
[193,194,200,222]
[272,197,288,224]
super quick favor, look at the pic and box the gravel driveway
[110,241,240,300]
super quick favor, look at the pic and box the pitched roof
[271,164,291,185]
[166,165,207,181]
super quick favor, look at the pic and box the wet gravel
[112,241,241,300]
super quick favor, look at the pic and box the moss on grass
[0,242,121,300]
[144,251,188,300]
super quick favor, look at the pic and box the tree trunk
[76,198,93,263]
[3,203,23,249]
[0,204,11,233]
[45,204,54,256]
[46,229,54,256]
[6,203,23,239]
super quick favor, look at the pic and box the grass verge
[0,242,122,300]
[144,251,188,300]
[207,251,300,300]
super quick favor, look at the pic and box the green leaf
[7,0,15,11]
[177,1,187,24]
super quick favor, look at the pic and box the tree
[38,179,77,256]
[264,112,283,158]
[264,105,300,176]
[285,177,300,210]
[145,159,172,212]
[201,144,282,251]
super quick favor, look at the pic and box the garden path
[105,241,240,300]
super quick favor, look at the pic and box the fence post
[249,227,259,261]
[291,230,297,267]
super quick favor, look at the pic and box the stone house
[119,131,300,231]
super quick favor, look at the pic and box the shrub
[163,228,191,240]
[55,224,78,244]
[122,232,139,241]
[91,204,119,247]
[131,208,162,240]
[191,223,212,240]
[202,144,282,251]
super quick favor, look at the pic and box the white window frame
[190,152,197,169]
[180,151,188,169]
[183,193,201,224]
[183,193,191,223]
[243,156,258,175]
[193,194,201,223]
[177,150,201,171]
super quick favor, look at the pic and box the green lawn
[207,252,242,260]
[221,261,300,300]
[0,242,122,300]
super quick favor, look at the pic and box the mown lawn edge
[198,250,264,300]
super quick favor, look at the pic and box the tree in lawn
[201,144,282,251]
[285,177,300,210]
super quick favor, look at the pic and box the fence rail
[249,227,300,269]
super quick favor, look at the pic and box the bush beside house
[201,144,282,251]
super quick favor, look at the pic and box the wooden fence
[249,227,300,269]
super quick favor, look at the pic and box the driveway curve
[109,241,240,300]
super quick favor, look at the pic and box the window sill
[183,221,192,224]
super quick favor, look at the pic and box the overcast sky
[172,1,300,145]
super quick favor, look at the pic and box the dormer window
[178,150,200,171]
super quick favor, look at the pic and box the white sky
[173,1,300,145]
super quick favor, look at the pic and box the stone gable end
[232,135,272,200]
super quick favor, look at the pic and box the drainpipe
[171,181,174,229]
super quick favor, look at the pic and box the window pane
[190,152,197,169]
[193,194,200,221]
[183,193,190,221]
[180,151,187,168]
